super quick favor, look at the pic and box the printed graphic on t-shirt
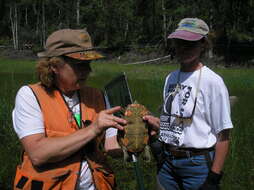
[159,83,193,146]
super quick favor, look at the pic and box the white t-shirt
[159,66,233,148]
[12,86,117,190]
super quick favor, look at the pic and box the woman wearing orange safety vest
[12,29,127,190]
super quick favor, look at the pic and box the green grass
[222,89,254,189]
[0,58,36,74]
[0,58,254,189]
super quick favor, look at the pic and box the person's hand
[92,106,127,135]
[143,115,160,136]
[199,170,223,190]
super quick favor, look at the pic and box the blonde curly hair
[36,57,65,90]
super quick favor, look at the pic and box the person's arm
[104,135,120,151]
[200,77,233,190]
[104,135,123,157]
[207,77,233,174]
[103,93,123,156]
[211,129,230,174]
[21,106,126,166]
[199,129,230,190]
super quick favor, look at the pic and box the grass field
[0,57,254,189]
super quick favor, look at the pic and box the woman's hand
[92,106,127,136]
[143,115,160,136]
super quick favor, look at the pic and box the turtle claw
[123,147,131,162]
[143,145,151,162]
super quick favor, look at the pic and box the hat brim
[64,50,104,61]
[168,30,204,41]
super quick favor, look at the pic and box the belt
[164,144,214,158]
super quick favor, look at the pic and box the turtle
[118,101,152,162]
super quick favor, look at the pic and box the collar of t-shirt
[62,92,81,126]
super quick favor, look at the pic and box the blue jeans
[157,151,215,190]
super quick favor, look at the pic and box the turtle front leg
[143,145,151,162]
[122,146,131,162]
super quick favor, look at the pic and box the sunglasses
[173,39,201,49]
[62,55,90,64]
[63,56,92,72]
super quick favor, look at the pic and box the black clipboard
[104,73,133,117]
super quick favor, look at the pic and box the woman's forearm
[211,129,230,174]
[21,124,98,166]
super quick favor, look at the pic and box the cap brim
[168,30,204,41]
[65,50,104,61]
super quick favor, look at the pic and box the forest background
[0,0,254,65]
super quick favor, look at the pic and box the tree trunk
[76,0,80,26]
[152,0,156,35]
[162,0,167,47]
[124,23,129,41]
[10,6,15,48]
[15,4,18,49]
[35,2,40,36]
[25,7,28,25]
[209,7,214,58]
[42,0,46,47]
[10,3,18,49]
[104,0,112,46]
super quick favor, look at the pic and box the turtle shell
[118,102,150,153]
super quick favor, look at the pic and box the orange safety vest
[13,83,116,190]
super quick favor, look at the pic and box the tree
[9,1,19,49]
[0,0,253,63]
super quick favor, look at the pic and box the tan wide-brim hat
[37,29,104,60]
